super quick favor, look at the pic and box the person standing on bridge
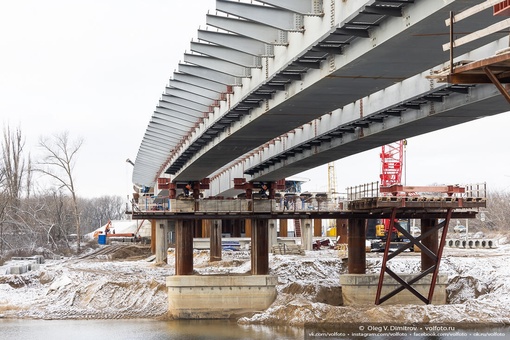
[259,183,268,198]
[183,183,192,197]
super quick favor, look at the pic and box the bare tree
[482,190,510,231]
[1,126,26,202]
[37,132,83,252]
[79,195,126,234]
[0,125,31,254]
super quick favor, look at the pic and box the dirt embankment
[1,240,510,325]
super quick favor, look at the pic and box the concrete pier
[166,275,277,319]
[340,273,447,306]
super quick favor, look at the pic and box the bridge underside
[169,1,504,182]
[253,85,507,181]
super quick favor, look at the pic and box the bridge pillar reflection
[251,219,268,275]
[210,220,222,262]
[421,218,438,271]
[348,218,366,274]
[175,219,194,275]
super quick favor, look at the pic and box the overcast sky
[1,1,509,199]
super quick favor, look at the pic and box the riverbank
[1,235,509,326]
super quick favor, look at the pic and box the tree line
[0,126,125,257]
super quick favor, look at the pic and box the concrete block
[9,265,28,275]
[166,275,278,318]
[28,263,40,271]
[340,273,447,306]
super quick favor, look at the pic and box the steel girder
[197,30,274,57]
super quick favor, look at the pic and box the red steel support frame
[375,208,453,305]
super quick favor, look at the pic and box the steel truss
[375,207,453,305]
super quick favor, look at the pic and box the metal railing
[346,182,380,201]
[133,194,348,214]
[133,182,487,214]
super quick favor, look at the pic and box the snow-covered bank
[0,246,169,319]
[1,239,509,326]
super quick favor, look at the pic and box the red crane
[376,140,407,241]
[380,140,405,189]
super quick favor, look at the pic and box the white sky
[1,1,509,198]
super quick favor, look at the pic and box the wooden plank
[443,18,510,51]
[445,0,503,26]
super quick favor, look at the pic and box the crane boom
[327,162,337,195]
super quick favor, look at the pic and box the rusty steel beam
[421,218,439,271]
[428,208,453,303]
[380,185,464,195]
[483,66,510,104]
[175,219,194,275]
[375,208,454,305]
[251,219,269,275]
[210,220,222,262]
[347,218,366,274]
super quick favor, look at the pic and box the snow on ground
[1,236,510,326]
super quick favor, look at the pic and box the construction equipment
[367,140,412,251]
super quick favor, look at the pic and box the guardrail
[132,182,486,214]
[133,195,348,214]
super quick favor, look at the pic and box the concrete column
[168,220,176,248]
[314,219,322,237]
[175,220,194,275]
[251,219,268,275]
[337,219,348,244]
[301,219,313,251]
[155,220,169,264]
[421,218,438,271]
[210,220,222,262]
[150,219,156,254]
[279,219,288,237]
[268,219,278,251]
[348,218,366,274]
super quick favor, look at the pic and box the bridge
[129,0,507,318]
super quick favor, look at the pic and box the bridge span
[128,0,506,319]
[132,0,507,193]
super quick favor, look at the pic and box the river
[0,319,508,339]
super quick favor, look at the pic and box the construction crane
[379,140,405,188]
[326,162,338,235]
[327,162,337,196]
[368,140,410,251]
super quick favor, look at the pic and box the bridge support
[301,219,313,251]
[279,219,288,237]
[337,219,348,244]
[210,220,222,262]
[175,219,194,275]
[251,218,268,275]
[268,219,278,250]
[314,219,321,237]
[166,217,276,318]
[421,218,438,271]
[347,218,366,274]
[373,208,452,305]
[155,220,168,264]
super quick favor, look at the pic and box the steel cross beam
[375,208,453,305]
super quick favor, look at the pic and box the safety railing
[346,182,380,201]
[133,194,348,214]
